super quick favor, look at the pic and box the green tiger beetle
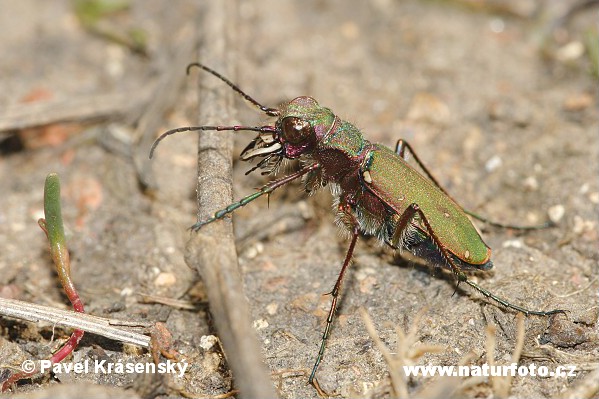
[150,63,565,392]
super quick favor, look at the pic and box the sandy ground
[0,1,597,398]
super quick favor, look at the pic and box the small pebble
[579,183,589,194]
[154,272,177,287]
[547,205,565,224]
[199,335,218,351]
[502,239,523,248]
[523,176,539,191]
[253,319,269,330]
[572,216,595,235]
[573,216,584,234]
[266,302,279,315]
[485,155,502,172]
[245,242,264,259]
[556,41,584,62]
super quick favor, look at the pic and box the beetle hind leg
[394,139,553,231]
[393,203,565,316]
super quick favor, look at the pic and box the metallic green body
[362,144,491,265]
[151,63,563,393]
[279,97,491,266]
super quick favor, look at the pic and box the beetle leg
[309,198,360,392]
[395,203,565,316]
[394,139,553,230]
[191,163,321,231]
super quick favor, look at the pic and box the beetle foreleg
[309,200,360,393]
[190,163,321,231]
[400,203,566,316]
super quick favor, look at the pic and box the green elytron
[150,63,564,391]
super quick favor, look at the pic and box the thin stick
[360,308,407,398]
[485,314,526,399]
[486,323,499,395]
[0,90,151,132]
[0,297,151,348]
[502,313,525,397]
[180,2,278,397]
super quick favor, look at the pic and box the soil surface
[1,1,597,398]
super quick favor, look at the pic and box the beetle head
[150,65,335,176]
[240,96,335,167]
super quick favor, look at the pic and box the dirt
[0,1,597,398]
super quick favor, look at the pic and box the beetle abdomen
[362,145,491,265]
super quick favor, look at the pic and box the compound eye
[281,117,312,144]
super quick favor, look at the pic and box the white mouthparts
[241,142,282,160]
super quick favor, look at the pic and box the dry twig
[0,297,151,347]
[179,2,277,398]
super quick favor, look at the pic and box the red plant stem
[39,217,85,363]
[2,174,85,392]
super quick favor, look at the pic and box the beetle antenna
[149,125,276,159]
[187,62,280,117]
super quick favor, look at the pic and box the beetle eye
[281,117,312,144]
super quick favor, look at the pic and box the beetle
[150,63,564,391]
